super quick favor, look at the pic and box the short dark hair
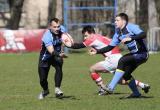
[116,13,128,22]
[49,18,60,24]
[82,25,95,34]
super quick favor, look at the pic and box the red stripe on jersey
[83,34,121,57]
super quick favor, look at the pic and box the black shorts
[38,56,63,68]
[117,52,148,80]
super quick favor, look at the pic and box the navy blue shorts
[117,52,148,80]
[133,52,149,65]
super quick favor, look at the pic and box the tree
[48,0,63,21]
[6,0,24,29]
[154,0,160,25]
[138,0,148,31]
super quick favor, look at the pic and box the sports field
[0,51,160,110]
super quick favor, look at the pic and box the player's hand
[59,52,68,58]
[88,48,97,55]
[121,37,132,44]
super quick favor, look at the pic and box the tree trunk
[138,0,148,31]
[148,0,159,28]
[154,0,160,25]
[48,0,56,21]
[8,0,15,10]
[55,0,63,20]
[6,0,24,29]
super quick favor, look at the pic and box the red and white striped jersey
[83,34,121,57]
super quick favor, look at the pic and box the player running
[71,25,150,95]
[38,18,67,99]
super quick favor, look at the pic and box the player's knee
[40,79,47,85]
[119,79,127,85]
[123,74,132,81]
[54,56,63,65]
[89,66,96,73]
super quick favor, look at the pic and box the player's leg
[123,64,142,97]
[52,56,64,97]
[120,79,150,93]
[38,66,50,99]
[135,80,150,93]
[121,53,148,97]
[90,55,122,95]
[90,61,110,87]
[89,60,114,95]
[106,54,140,96]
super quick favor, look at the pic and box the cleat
[38,89,49,100]
[106,87,114,94]
[142,84,150,93]
[55,88,63,98]
[98,88,107,96]
[101,85,113,94]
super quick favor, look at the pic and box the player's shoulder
[60,25,67,33]
[127,23,140,29]
[42,30,52,41]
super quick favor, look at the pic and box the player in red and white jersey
[71,25,150,95]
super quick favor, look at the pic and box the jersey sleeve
[109,33,120,46]
[42,30,53,47]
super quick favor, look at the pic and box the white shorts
[100,54,122,72]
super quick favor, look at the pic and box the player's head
[115,13,128,29]
[82,25,95,39]
[49,18,61,34]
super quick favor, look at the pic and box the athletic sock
[128,78,141,96]
[135,80,145,88]
[91,73,103,86]
[108,69,124,91]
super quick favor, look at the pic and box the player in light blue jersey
[90,13,149,98]
[38,18,67,99]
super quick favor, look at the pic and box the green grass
[0,52,160,110]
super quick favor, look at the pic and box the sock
[108,69,124,91]
[128,78,141,96]
[91,73,103,86]
[135,80,145,88]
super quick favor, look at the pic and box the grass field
[0,51,160,110]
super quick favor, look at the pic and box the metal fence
[63,0,117,42]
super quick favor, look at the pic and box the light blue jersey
[40,25,66,61]
[110,23,147,53]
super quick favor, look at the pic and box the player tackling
[70,25,150,95]
[90,13,149,98]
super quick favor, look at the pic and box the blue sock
[108,69,124,91]
[128,78,141,96]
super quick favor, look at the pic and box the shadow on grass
[119,95,154,100]
[49,95,80,100]
[93,92,128,96]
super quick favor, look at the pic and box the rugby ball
[61,33,74,47]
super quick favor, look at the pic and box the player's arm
[70,43,86,49]
[96,45,115,54]
[128,24,146,40]
[43,31,66,57]
[131,32,146,40]
[90,33,119,55]
[121,32,146,43]
[46,45,60,56]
